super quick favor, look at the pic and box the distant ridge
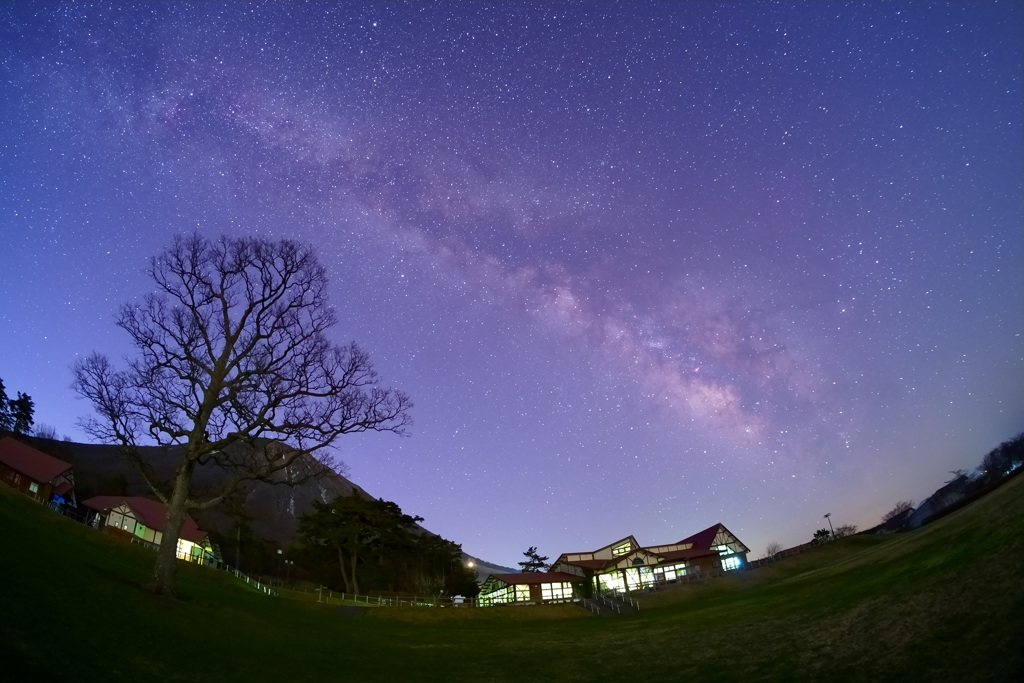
[461,553,517,582]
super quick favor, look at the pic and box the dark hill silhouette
[27,436,518,578]
[29,436,372,544]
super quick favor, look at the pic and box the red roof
[82,495,207,543]
[676,523,749,554]
[488,571,581,585]
[0,437,72,483]
[657,547,720,562]
[677,523,721,549]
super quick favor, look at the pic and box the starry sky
[2,1,1022,567]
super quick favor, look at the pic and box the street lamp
[824,513,835,538]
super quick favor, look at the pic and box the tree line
[0,377,35,436]
[297,494,478,597]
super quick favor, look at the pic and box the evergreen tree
[0,378,11,433]
[10,392,34,436]
[518,546,549,572]
[0,378,34,435]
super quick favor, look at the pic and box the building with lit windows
[0,436,76,507]
[477,523,749,606]
[477,571,580,606]
[83,495,214,564]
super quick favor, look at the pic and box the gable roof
[0,436,73,483]
[678,523,750,554]
[82,495,207,543]
[553,535,643,566]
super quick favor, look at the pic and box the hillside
[29,436,513,577]
[30,436,370,543]
[1,461,1022,681]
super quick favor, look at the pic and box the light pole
[824,512,835,538]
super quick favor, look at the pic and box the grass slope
[2,475,1022,682]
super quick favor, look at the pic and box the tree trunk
[148,468,192,598]
[337,546,354,594]
[350,551,360,595]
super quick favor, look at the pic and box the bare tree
[833,524,858,538]
[34,423,60,440]
[72,234,412,597]
[762,541,783,560]
[882,500,915,523]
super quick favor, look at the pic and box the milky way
[1,2,1021,565]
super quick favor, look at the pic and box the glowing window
[722,556,742,571]
[598,572,625,593]
[612,541,632,556]
[541,582,573,601]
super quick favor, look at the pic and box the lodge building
[478,523,748,607]
[82,495,214,564]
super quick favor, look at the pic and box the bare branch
[71,234,412,597]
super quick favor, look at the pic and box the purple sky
[2,2,1021,567]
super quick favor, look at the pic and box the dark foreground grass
[2,475,1022,682]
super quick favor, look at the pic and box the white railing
[222,565,278,596]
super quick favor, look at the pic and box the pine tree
[518,546,549,572]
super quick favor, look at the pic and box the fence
[284,584,478,608]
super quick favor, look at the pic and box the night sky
[2,2,1022,567]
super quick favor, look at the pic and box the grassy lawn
[2,475,1022,682]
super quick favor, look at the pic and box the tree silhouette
[812,529,832,544]
[0,377,34,436]
[72,234,412,597]
[882,500,915,523]
[518,546,549,572]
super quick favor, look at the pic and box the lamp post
[824,512,835,538]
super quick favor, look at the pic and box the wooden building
[0,436,75,507]
[476,523,750,606]
[82,495,213,564]
[477,571,580,606]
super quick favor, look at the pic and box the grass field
[2,475,1022,682]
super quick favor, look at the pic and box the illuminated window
[598,572,625,593]
[654,563,688,582]
[541,582,573,601]
[612,541,632,556]
[514,585,530,602]
[722,556,742,571]
[29,482,39,494]
[177,538,196,561]
[624,567,655,591]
